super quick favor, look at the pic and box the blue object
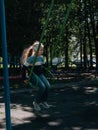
[0,0,12,130]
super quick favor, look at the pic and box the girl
[20,41,51,111]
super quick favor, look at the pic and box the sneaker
[33,101,41,111]
[40,102,50,109]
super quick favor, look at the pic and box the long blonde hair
[20,41,44,65]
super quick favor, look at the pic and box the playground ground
[0,74,98,130]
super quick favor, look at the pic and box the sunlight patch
[72,127,82,130]
[48,119,63,126]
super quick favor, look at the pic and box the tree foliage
[1,0,98,70]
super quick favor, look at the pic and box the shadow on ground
[1,79,98,130]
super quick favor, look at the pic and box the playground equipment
[0,0,12,130]
[28,0,73,85]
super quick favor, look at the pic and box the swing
[26,0,73,87]
[21,0,55,88]
[26,0,55,86]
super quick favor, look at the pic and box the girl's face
[37,47,44,56]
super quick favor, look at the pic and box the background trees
[1,0,98,71]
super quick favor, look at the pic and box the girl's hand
[24,79,28,84]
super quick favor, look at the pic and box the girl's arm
[21,65,29,81]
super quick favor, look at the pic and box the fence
[0,56,22,77]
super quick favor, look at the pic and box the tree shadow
[1,80,98,130]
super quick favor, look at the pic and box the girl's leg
[39,74,51,102]
[30,74,46,103]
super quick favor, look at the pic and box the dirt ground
[0,75,98,130]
